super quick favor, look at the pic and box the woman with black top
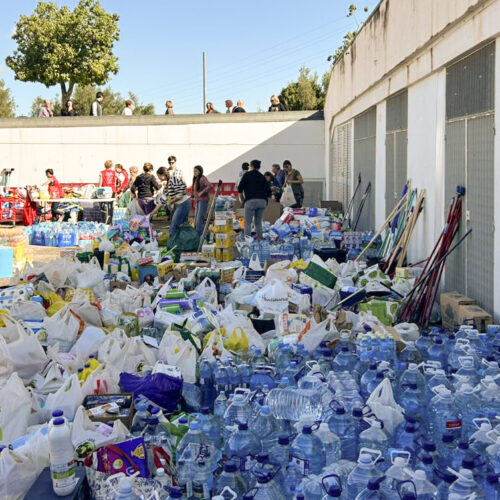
[61,100,77,116]
[131,163,161,214]
[238,159,271,239]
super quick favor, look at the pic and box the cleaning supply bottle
[48,417,77,496]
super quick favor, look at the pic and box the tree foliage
[6,0,120,107]
[279,67,330,111]
[0,80,16,118]
[328,4,370,64]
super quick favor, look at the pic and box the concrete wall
[324,0,500,317]
[0,111,324,187]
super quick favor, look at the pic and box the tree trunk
[60,82,75,108]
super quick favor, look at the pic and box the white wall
[375,101,386,229]
[0,112,324,187]
[407,71,446,260]
[494,36,500,319]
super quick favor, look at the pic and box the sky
[0,0,380,116]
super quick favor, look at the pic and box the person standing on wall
[225,100,233,113]
[232,100,246,112]
[165,100,174,115]
[90,92,104,116]
[61,100,77,116]
[192,166,212,234]
[238,159,271,240]
[38,100,53,118]
[268,95,286,112]
[122,100,134,116]
[166,156,191,238]
[283,160,304,208]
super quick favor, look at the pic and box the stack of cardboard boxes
[440,291,493,331]
[203,214,235,262]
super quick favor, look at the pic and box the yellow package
[290,259,308,270]
[215,232,235,249]
[157,260,175,277]
[203,326,250,354]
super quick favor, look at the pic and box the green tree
[0,80,16,118]
[279,67,330,111]
[6,0,119,108]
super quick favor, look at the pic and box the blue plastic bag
[119,372,183,412]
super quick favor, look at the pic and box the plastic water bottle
[199,359,216,410]
[113,477,141,500]
[269,434,291,470]
[315,422,341,463]
[398,363,425,398]
[395,423,418,457]
[131,400,149,436]
[486,434,500,473]
[176,420,218,469]
[428,338,448,371]
[326,401,356,461]
[483,473,500,500]
[430,387,462,441]
[354,476,388,500]
[48,417,77,496]
[197,407,221,447]
[410,469,439,499]
[399,383,424,420]
[358,419,388,460]
[321,474,345,499]
[226,421,261,472]
[266,388,322,421]
[251,405,280,453]
[215,362,231,393]
[155,468,172,499]
[214,460,247,498]
[415,331,433,359]
[469,419,494,455]
[346,451,382,500]
[284,461,302,495]
[289,425,326,476]
[447,468,485,500]
[224,389,252,439]
[451,440,472,471]
[249,463,286,500]
[436,433,456,472]
[333,347,357,373]
[190,459,214,499]
[384,452,412,492]
[214,391,228,421]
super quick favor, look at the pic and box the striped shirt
[166,168,189,205]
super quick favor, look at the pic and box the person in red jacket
[114,163,129,196]
[99,160,116,194]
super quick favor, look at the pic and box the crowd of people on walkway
[45,155,303,242]
[37,93,289,117]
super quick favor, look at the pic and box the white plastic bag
[70,326,106,360]
[195,278,218,309]
[33,360,69,395]
[39,304,81,348]
[254,279,290,315]
[8,301,47,321]
[299,317,338,353]
[98,237,115,253]
[116,337,157,373]
[44,258,76,289]
[366,378,404,435]
[159,339,197,384]
[248,253,263,271]
[0,447,43,500]
[75,258,105,290]
[44,374,83,421]
[265,260,297,283]
[81,364,120,397]
[0,373,32,443]
[0,323,48,380]
[0,315,24,343]
[280,185,296,207]
[70,300,102,327]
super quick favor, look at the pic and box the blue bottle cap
[52,409,64,418]
[53,418,65,426]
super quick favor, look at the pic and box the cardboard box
[319,200,343,212]
[456,304,493,332]
[440,291,476,328]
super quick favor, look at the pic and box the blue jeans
[195,200,209,234]
[169,198,191,239]
[244,198,267,238]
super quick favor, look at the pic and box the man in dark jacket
[238,159,271,239]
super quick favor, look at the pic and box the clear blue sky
[0,0,380,116]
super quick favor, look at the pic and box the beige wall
[0,111,324,187]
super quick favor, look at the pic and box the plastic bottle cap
[256,453,269,463]
[201,407,210,415]
[179,417,188,424]
[190,420,201,430]
[458,441,469,450]
[261,405,270,415]
[487,474,499,485]
[151,406,161,415]
[335,406,346,415]
[352,407,363,418]
[414,470,427,481]
[238,421,249,430]
[442,434,454,443]
[302,425,312,434]
[422,454,433,465]
[408,364,417,371]
[327,485,342,496]
[288,461,297,468]
[52,409,64,418]
[225,461,238,473]
[462,455,476,469]
[278,434,290,445]
[157,468,165,476]
[459,468,474,483]
[435,338,443,344]
[281,377,290,384]
[84,363,90,368]
[53,417,65,426]
[393,457,406,466]
[359,454,372,464]
[401,494,417,500]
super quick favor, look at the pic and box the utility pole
[202,51,206,113]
